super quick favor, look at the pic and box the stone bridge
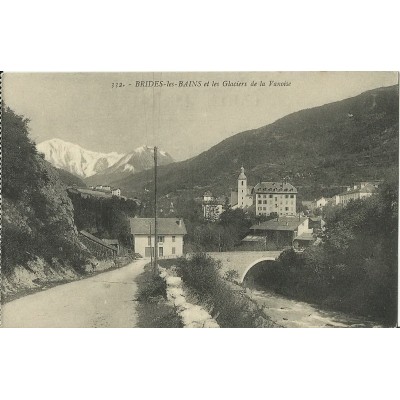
[206,251,282,283]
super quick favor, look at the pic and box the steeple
[237,166,247,208]
[238,166,247,180]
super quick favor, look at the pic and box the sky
[3,72,398,161]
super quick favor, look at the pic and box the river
[248,288,381,328]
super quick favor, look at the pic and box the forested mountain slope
[114,85,398,200]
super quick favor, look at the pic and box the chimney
[177,218,182,227]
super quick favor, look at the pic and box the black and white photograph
[1,72,398,328]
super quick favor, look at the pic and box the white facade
[255,192,296,217]
[202,203,223,221]
[237,167,247,208]
[338,184,376,206]
[315,197,328,208]
[112,188,121,196]
[134,234,184,258]
[296,219,313,237]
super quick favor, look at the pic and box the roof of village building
[241,235,266,242]
[80,230,117,251]
[339,183,376,196]
[129,218,187,235]
[293,233,315,242]
[253,181,297,194]
[250,216,307,231]
[102,239,119,246]
[203,191,213,197]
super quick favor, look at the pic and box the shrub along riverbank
[160,254,276,328]
[135,264,183,328]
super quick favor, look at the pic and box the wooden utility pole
[154,146,158,274]
[149,223,153,268]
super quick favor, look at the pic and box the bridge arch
[239,257,277,283]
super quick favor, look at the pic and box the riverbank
[248,288,383,328]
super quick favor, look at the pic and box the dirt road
[2,259,148,328]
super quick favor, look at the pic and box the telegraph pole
[149,224,153,268]
[154,146,158,274]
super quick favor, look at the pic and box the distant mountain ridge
[37,139,174,182]
[109,84,398,200]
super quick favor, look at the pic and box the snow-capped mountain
[37,138,125,178]
[85,145,175,185]
[37,139,174,183]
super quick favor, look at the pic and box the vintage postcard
[1,72,398,328]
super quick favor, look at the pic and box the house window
[290,194,294,198]
[172,247,176,255]
[263,207,266,210]
[258,200,262,204]
[147,236,151,245]
[285,194,288,198]
[158,236,164,243]
[275,204,278,208]
[269,194,273,198]
[285,207,289,211]
[241,181,243,186]
[263,200,267,204]
[172,236,176,242]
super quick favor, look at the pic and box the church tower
[237,166,247,208]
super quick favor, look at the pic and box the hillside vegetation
[2,107,90,278]
[67,190,139,247]
[1,107,104,299]
[112,85,398,200]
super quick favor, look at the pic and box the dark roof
[129,218,187,235]
[79,231,116,251]
[242,235,266,242]
[309,217,323,222]
[253,181,297,194]
[294,233,315,241]
[76,188,111,198]
[250,217,307,231]
[102,239,119,246]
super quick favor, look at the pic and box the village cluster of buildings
[302,181,380,213]
[202,167,380,221]
[88,185,122,197]
[81,168,381,260]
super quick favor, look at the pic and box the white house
[112,188,121,196]
[129,218,187,258]
[315,197,328,208]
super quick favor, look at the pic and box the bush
[136,265,183,328]
[176,253,274,327]
[137,269,167,301]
